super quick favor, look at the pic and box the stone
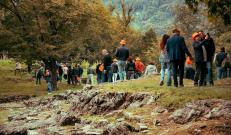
[58,114,81,126]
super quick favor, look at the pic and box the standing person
[201,33,216,86]
[71,64,78,85]
[87,64,94,85]
[192,32,207,86]
[214,47,227,80]
[126,57,136,80]
[63,64,68,81]
[111,59,119,83]
[185,56,195,80]
[58,64,63,82]
[144,62,158,77]
[36,65,44,85]
[102,49,113,82]
[96,62,103,84]
[76,64,83,85]
[159,34,171,86]
[135,57,145,78]
[166,29,192,87]
[44,69,53,94]
[67,65,72,84]
[115,39,129,81]
[15,62,22,76]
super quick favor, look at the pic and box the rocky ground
[0,86,230,135]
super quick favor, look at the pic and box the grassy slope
[0,60,80,96]
[99,76,231,108]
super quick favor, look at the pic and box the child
[111,59,119,82]
[87,64,94,85]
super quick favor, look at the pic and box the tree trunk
[51,60,57,91]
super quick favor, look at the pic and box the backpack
[99,64,104,72]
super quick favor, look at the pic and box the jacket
[203,38,215,62]
[193,41,206,63]
[166,34,191,61]
[115,46,129,61]
[103,54,112,67]
[215,51,227,67]
[111,63,118,73]
[87,67,94,75]
[126,62,135,71]
[135,61,145,73]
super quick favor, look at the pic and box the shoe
[179,84,184,87]
[159,81,164,86]
[174,84,178,87]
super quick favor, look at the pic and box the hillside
[103,0,184,34]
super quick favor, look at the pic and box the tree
[0,0,118,90]
[185,0,231,25]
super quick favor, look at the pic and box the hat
[113,59,118,62]
[192,32,200,40]
[136,57,141,61]
[120,39,126,45]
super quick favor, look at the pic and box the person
[67,65,72,84]
[96,62,103,84]
[201,32,215,86]
[135,57,145,78]
[111,59,119,83]
[185,56,195,80]
[76,64,83,85]
[102,49,113,82]
[15,62,22,76]
[44,69,53,94]
[115,39,129,81]
[166,29,192,87]
[214,47,228,80]
[126,57,136,80]
[192,32,207,86]
[58,64,63,82]
[63,64,68,81]
[71,64,78,85]
[36,65,44,85]
[144,62,158,77]
[87,64,94,85]
[223,53,231,78]
[159,34,171,86]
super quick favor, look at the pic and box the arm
[181,38,192,57]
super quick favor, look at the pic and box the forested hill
[103,0,184,34]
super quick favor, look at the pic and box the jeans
[71,75,77,85]
[97,72,103,84]
[112,73,118,82]
[160,62,171,85]
[194,62,206,86]
[47,82,53,93]
[117,60,126,81]
[87,74,94,85]
[36,76,42,85]
[171,60,185,86]
[216,67,223,80]
[102,66,112,82]
[206,61,213,84]
[127,71,135,80]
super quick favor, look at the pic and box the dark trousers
[67,74,72,84]
[194,62,206,86]
[171,60,185,86]
[36,76,42,85]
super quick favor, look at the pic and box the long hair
[160,34,170,51]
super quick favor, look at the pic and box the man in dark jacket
[214,47,227,80]
[192,33,207,86]
[166,29,192,87]
[115,39,129,81]
[102,49,112,82]
[203,33,215,86]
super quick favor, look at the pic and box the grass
[0,60,81,96]
[98,76,231,109]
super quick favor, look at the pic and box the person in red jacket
[135,57,145,78]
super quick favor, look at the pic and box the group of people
[95,40,158,84]
[159,29,230,87]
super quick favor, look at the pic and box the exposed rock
[0,95,30,104]
[170,99,231,124]
[57,113,81,126]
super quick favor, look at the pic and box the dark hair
[221,47,225,52]
[127,56,133,62]
[149,62,154,65]
[160,34,170,50]
[172,28,180,33]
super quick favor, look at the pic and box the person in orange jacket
[135,57,145,78]
[185,56,195,80]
